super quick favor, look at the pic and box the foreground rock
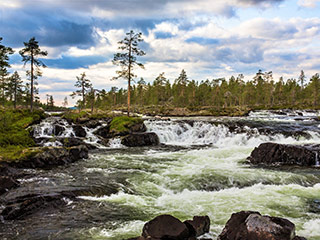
[248,142,320,166]
[9,145,88,169]
[218,211,306,240]
[121,132,160,147]
[128,214,210,240]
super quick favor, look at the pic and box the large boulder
[121,132,159,147]
[72,125,87,137]
[142,214,190,240]
[84,120,102,129]
[248,142,319,166]
[217,211,304,240]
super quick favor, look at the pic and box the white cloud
[298,0,320,8]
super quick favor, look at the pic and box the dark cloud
[0,8,94,48]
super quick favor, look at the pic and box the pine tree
[63,97,68,108]
[113,30,145,116]
[0,37,14,106]
[7,71,24,108]
[299,70,306,89]
[19,37,47,111]
[71,72,92,110]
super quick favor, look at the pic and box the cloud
[298,0,320,8]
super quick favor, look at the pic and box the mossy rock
[109,116,143,134]
[0,146,44,163]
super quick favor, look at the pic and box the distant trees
[63,97,68,108]
[113,30,145,116]
[19,37,47,111]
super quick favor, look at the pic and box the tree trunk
[30,52,34,111]
[127,38,132,117]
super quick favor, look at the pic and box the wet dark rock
[72,125,86,137]
[184,216,210,237]
[0,176,19,195]
[218,211,298,240]
[9,145,88,169]
[248,142,320,166]
[130,122,147,133]
[121,132,159,147]
[142,214,190,240]
[94,125,111,138]
[84,120,102,129]
[309,199,320,213]
[53,124,65,136]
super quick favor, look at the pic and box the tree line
[74,69,320,111]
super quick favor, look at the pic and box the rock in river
[248,142,320,166]
[128,214,210,240]
[121,132,159,147]
[72,125,87,137]
[217,211,306,240]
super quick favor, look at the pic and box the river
[1,110,320,239]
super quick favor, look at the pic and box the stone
[247,142,320,166]
[72,125,87,137]
[218,211,297,240]
[94,125,111,138]
[184,216,210,237]
[130,122,147,133]
[293,237,307,240]
[142,214,190,240]
[84,120,102,129]
[53,124,65,136]
[121,132,159,147]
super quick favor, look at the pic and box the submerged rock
[217,211,305,240]
[121,132,159,147]
[248,142,320,166]
[0,192,75,220]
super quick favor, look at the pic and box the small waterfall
[315,151,319,167]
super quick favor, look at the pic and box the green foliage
[110,116,142,133]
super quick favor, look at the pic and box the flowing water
[1,110,320,240]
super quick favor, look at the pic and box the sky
[0,0,320,106]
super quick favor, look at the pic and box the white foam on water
[145,120,320,148]
[299,219,320,238]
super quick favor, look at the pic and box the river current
[1,110,320,239]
